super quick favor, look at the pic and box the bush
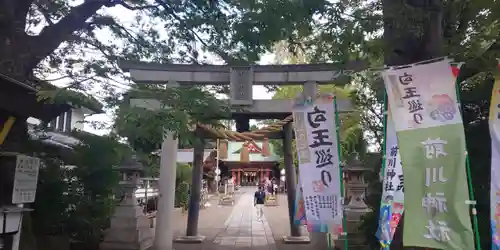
[30,132,126,249]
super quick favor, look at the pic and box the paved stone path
[212,190,276,250]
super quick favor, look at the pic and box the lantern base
[281,235,310,244]
[100,202,153,250]
[174,235,206,243]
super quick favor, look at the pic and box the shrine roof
[223,141,280,162]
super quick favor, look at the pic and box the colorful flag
[382,59,474,249]
[292,94,343,234]
[294,177,307,225]
[490,68,500,250]
[376,110,404,248]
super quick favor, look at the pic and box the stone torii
[119,60,364,249]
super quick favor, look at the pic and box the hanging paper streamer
[490,66,500,250]
[376,110,404,248]
[382,59,474,249]
[292,94,343,234]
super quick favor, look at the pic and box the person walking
[254,186,266,221]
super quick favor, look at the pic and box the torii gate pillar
[281,82,319,244]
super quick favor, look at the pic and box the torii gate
[119,60,365,248]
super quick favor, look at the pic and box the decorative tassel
[240,141,249,162]
[219,140,228,159]
[261,138,271,156]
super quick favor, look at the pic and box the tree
[24,131,128,250]
[264,1,498,249]
[0,0,327,89]
[0,0,330,175]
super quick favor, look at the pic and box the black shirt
[254,191,266,204]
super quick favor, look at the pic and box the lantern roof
[119,154,144,172]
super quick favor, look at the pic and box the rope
[197,115,294,141]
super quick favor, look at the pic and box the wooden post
[176,127,206,243]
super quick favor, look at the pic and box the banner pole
[379,92,389,250]
[455,76,482,250]
[334,96,348,250]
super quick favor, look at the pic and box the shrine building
[217,139,280,186]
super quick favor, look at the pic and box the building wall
[27,108,88,132]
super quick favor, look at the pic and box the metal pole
[283,122,301,237]
[144,180,148,211]
[186,127,206,236]
[153,131,178,250]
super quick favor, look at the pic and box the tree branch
[0,0,32,35]
[154,0,238,64]
[35,3,54,25]
[118,2,160,10]
[26,0,107,71]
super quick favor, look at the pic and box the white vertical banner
[292,94,343,233]
[377,111,405,248]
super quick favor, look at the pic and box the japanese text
[421,138,450,242]
[307,106,335,188]
[398,72,424,124]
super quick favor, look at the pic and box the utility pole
[382,0,443,248]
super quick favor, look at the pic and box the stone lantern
[343,156,369,211]
[100,154,153,250]
[335,154,371,250]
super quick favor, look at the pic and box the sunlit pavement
[211,187,276,250]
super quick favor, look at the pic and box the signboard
[230,66,253,105]
[12,155,40,204]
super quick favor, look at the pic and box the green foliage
[114,86,229,154]
[37,88,104,113]
[269,85,365,163]
[31,132,125,246]
[176,163,192,184]
[357,153,384,249]
[286,1,500,247]
[175,181,190,210]
[0,0,328,98]
[460,72,497,250]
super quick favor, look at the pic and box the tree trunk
[383,0,443,249]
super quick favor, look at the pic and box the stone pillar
[281,122,310,244]
[151,131,178,250]
[100,159,153,250]
[232,171,236,183]
[176,127,206,243]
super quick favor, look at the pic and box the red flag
[451,65,460,78]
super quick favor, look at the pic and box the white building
[27,106,98,148]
